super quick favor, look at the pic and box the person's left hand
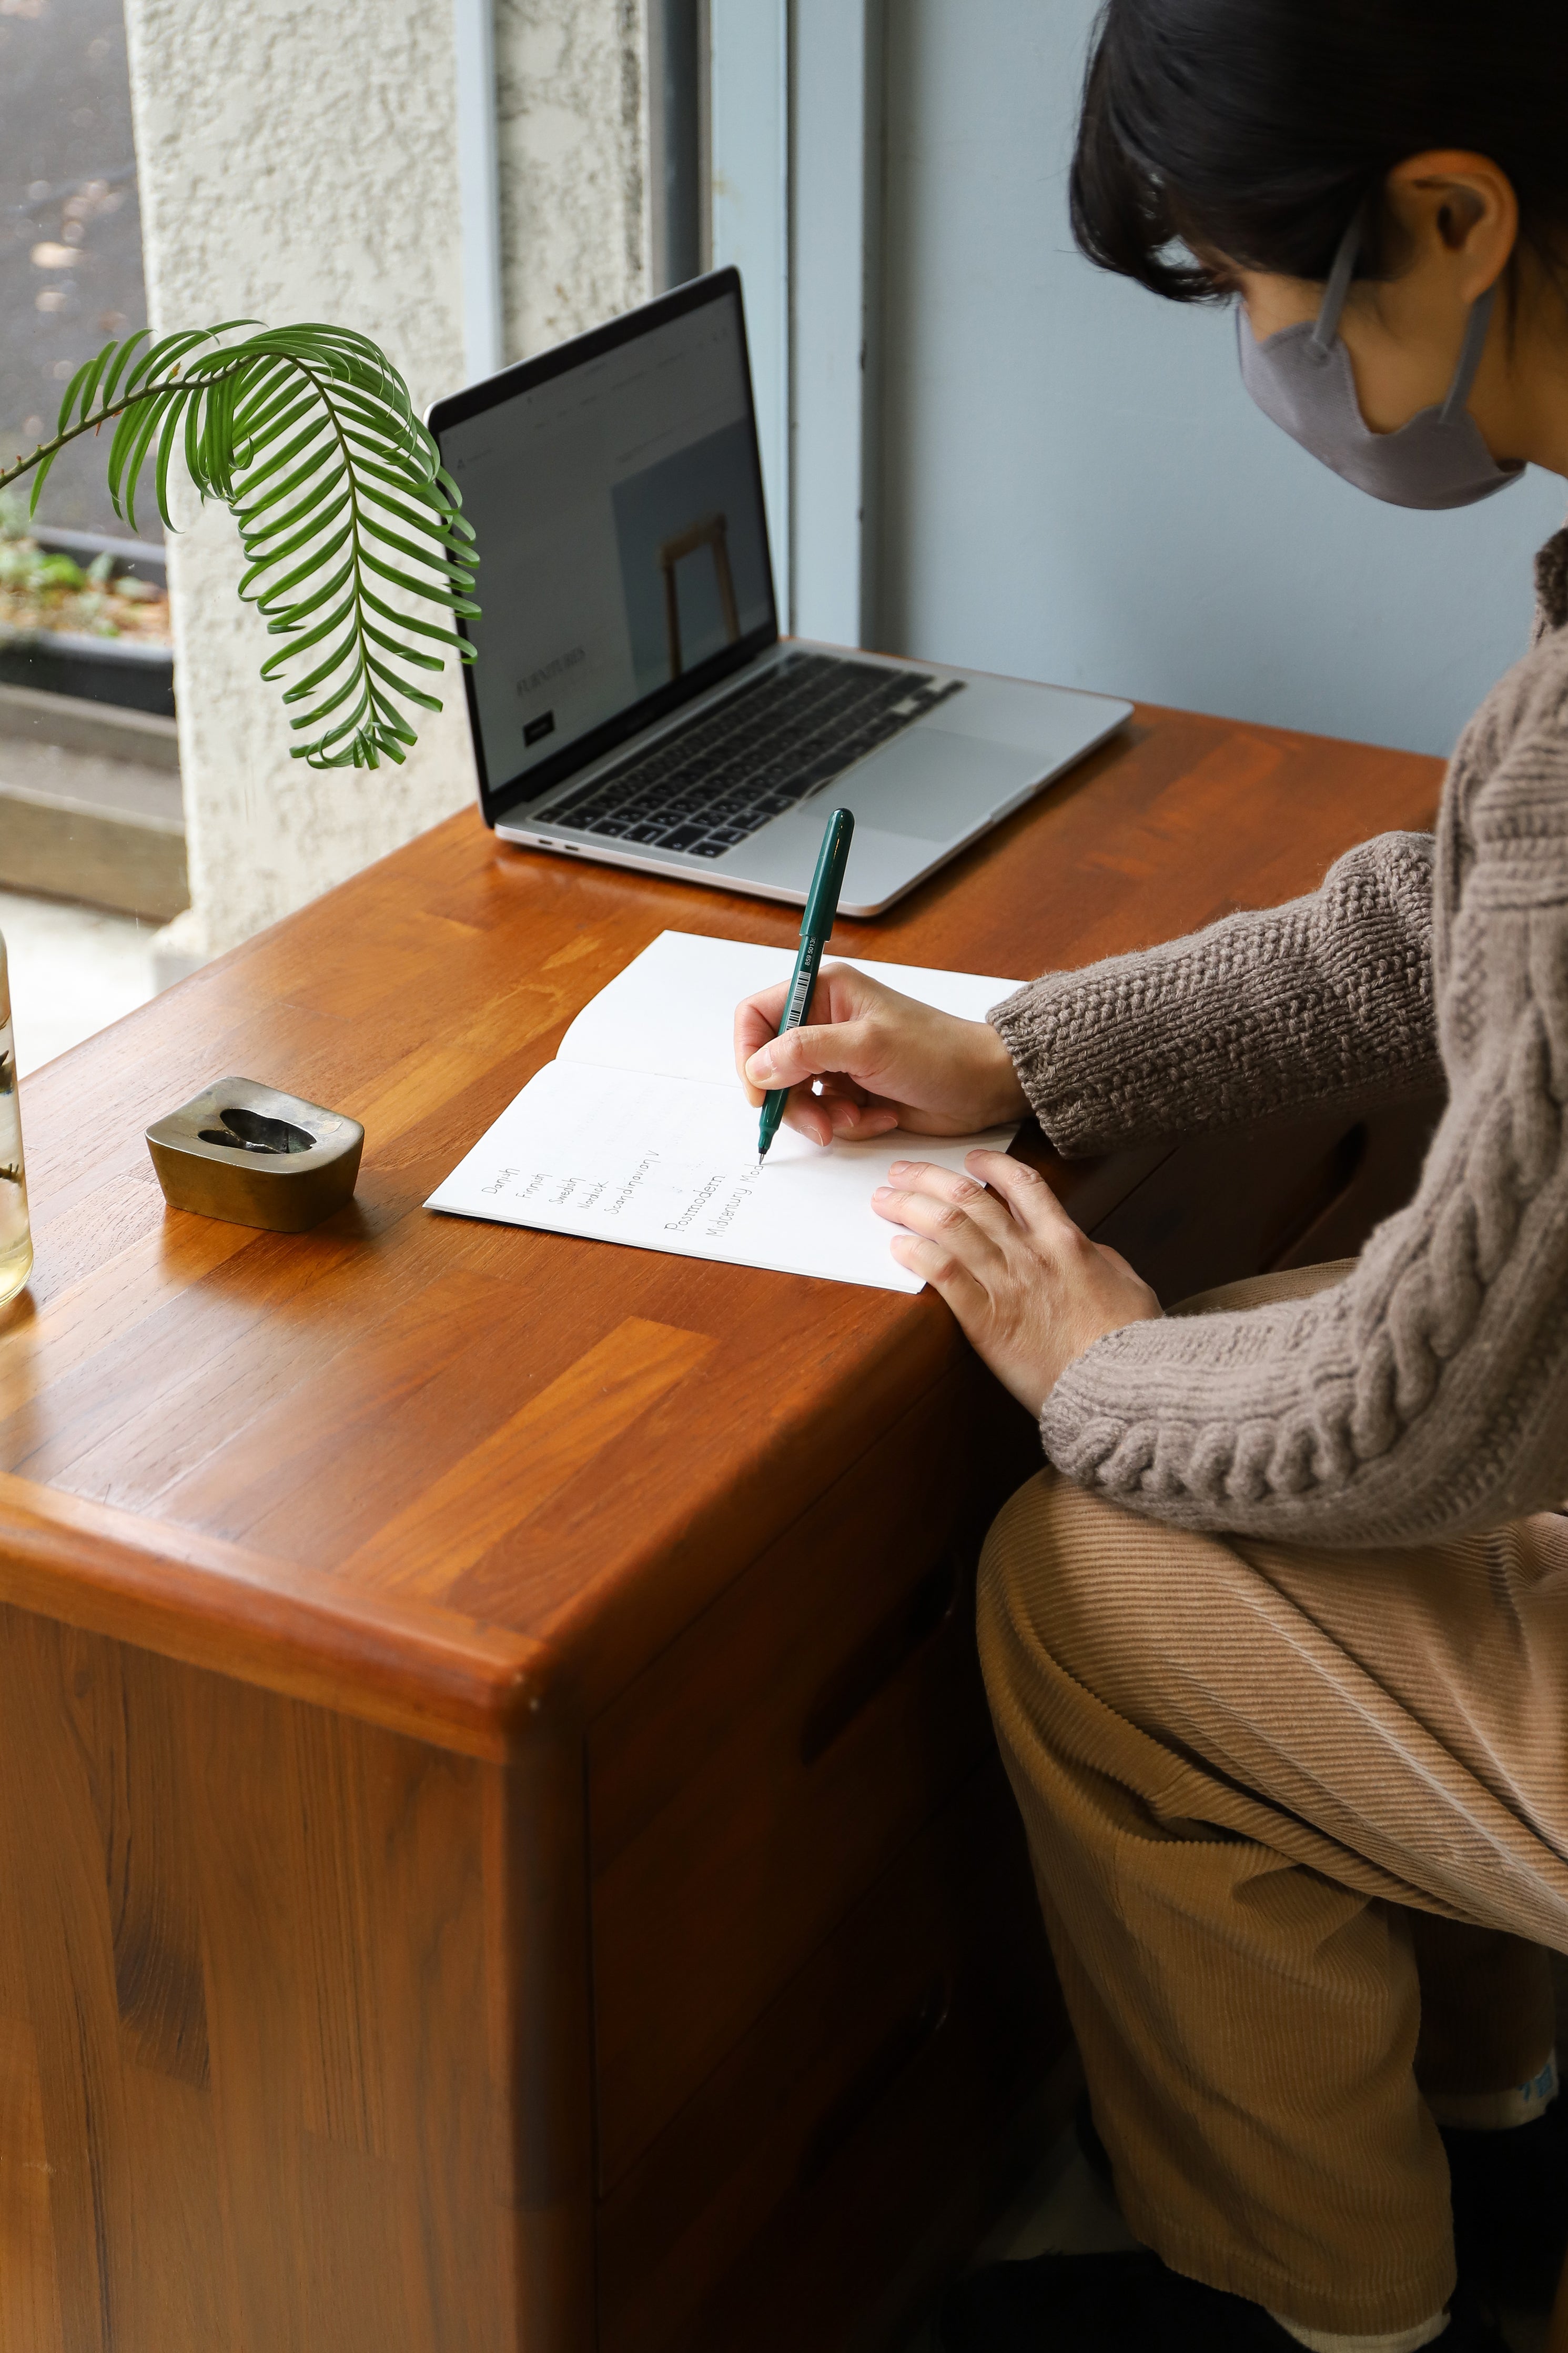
[873,1150,1162,1414]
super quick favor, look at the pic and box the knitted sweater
[989,527,1568,1546]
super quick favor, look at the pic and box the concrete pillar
[498,0,650,364]
[122,0,647,972]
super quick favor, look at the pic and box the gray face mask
[1237,214,1525,509]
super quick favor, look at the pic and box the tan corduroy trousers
[977,1262,1568,2337]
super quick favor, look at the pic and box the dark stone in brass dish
[146,1078,363,1232]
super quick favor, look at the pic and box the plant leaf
[53,355,98,438]
[121,386,179,534]
[7,317,481,769]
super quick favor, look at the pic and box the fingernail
[873,1185,891,1200]
[750,1050,773,1081]
[889,1160,912,1176]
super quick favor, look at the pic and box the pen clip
[801,808,854,942]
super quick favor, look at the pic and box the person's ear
[1383,152,1519,305]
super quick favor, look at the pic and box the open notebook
[427,931,1024,1292]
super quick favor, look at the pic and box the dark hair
[1070,0,1568,301]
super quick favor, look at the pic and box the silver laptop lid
[427,269,778,830]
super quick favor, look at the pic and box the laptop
[428,269,1130,919]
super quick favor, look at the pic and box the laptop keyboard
[541,651,966,858]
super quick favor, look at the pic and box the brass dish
[146,1077,363,1233]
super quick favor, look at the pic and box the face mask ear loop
[1440,283,1500,422]
[1310,212,1364,357]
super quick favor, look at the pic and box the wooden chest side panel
[0,1604,528,2353]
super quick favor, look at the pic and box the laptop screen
[432,271,777,823]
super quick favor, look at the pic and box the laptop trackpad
[734,813,937,910]
[825,725,1043,840]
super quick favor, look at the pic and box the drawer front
[590,1366,1039,2190]
[598,1762,1067,2353]
[1090,1090,1444,1305]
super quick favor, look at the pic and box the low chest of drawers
[0,704,1444,2350]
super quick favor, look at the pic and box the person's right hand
[734,962,1029,1147]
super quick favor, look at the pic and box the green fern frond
[1,322,479,770]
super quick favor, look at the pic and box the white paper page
[557,930,1024,1088]
[427,1059,1018,1292]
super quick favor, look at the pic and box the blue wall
[875,0,1565,758]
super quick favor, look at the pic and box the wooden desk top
[0,706,1442,1758]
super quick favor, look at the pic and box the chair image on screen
[658,511,742,677]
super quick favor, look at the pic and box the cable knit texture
[989,527,1568,1545]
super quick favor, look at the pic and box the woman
[734,5,1568,2348]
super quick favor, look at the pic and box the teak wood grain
[0,701,1446,2350]
[0,702,1441,1733]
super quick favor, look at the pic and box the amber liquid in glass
[0,942,33,1309]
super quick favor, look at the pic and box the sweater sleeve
[1038,688,1568,1546]
[989,831,1441,1157]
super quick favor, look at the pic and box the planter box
[0,630,174,717]
[0,527,174,717]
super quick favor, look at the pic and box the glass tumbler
[0,927,32,1309]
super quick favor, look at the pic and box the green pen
[757,807,856,1165]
